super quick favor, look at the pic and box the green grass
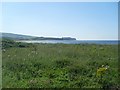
[2,43,119,88]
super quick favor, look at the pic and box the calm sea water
[18,40,119,45]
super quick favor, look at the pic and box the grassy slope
[2,44,118,88]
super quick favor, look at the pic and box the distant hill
[0,32,76,40]
[32,37,76,40]
[0,32,36,40]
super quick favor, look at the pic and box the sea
[18,40,119,45]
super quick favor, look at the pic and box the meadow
[2,39,119,88]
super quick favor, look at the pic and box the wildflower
[8,55,10,57]
[31,51,35,53]
[2,49,6,52]
[28,53,30,56]
[96,65,109,77]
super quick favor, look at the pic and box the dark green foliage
[55,59,72,68]
[2,38,16,49]
[2,38,31,49]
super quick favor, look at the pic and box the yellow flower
[96,65,109,77]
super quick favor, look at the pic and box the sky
[1,2,118,40]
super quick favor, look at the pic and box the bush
[2,38,31,49]
[2,38,16,49]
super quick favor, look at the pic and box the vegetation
[2,39,119,88]
[2,38,32,49]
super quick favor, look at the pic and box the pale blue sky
[2,2,118,40]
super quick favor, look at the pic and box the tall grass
[2,43,119,88]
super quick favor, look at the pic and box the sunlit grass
[2,43,119,88]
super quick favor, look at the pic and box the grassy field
[2,42,119,88]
